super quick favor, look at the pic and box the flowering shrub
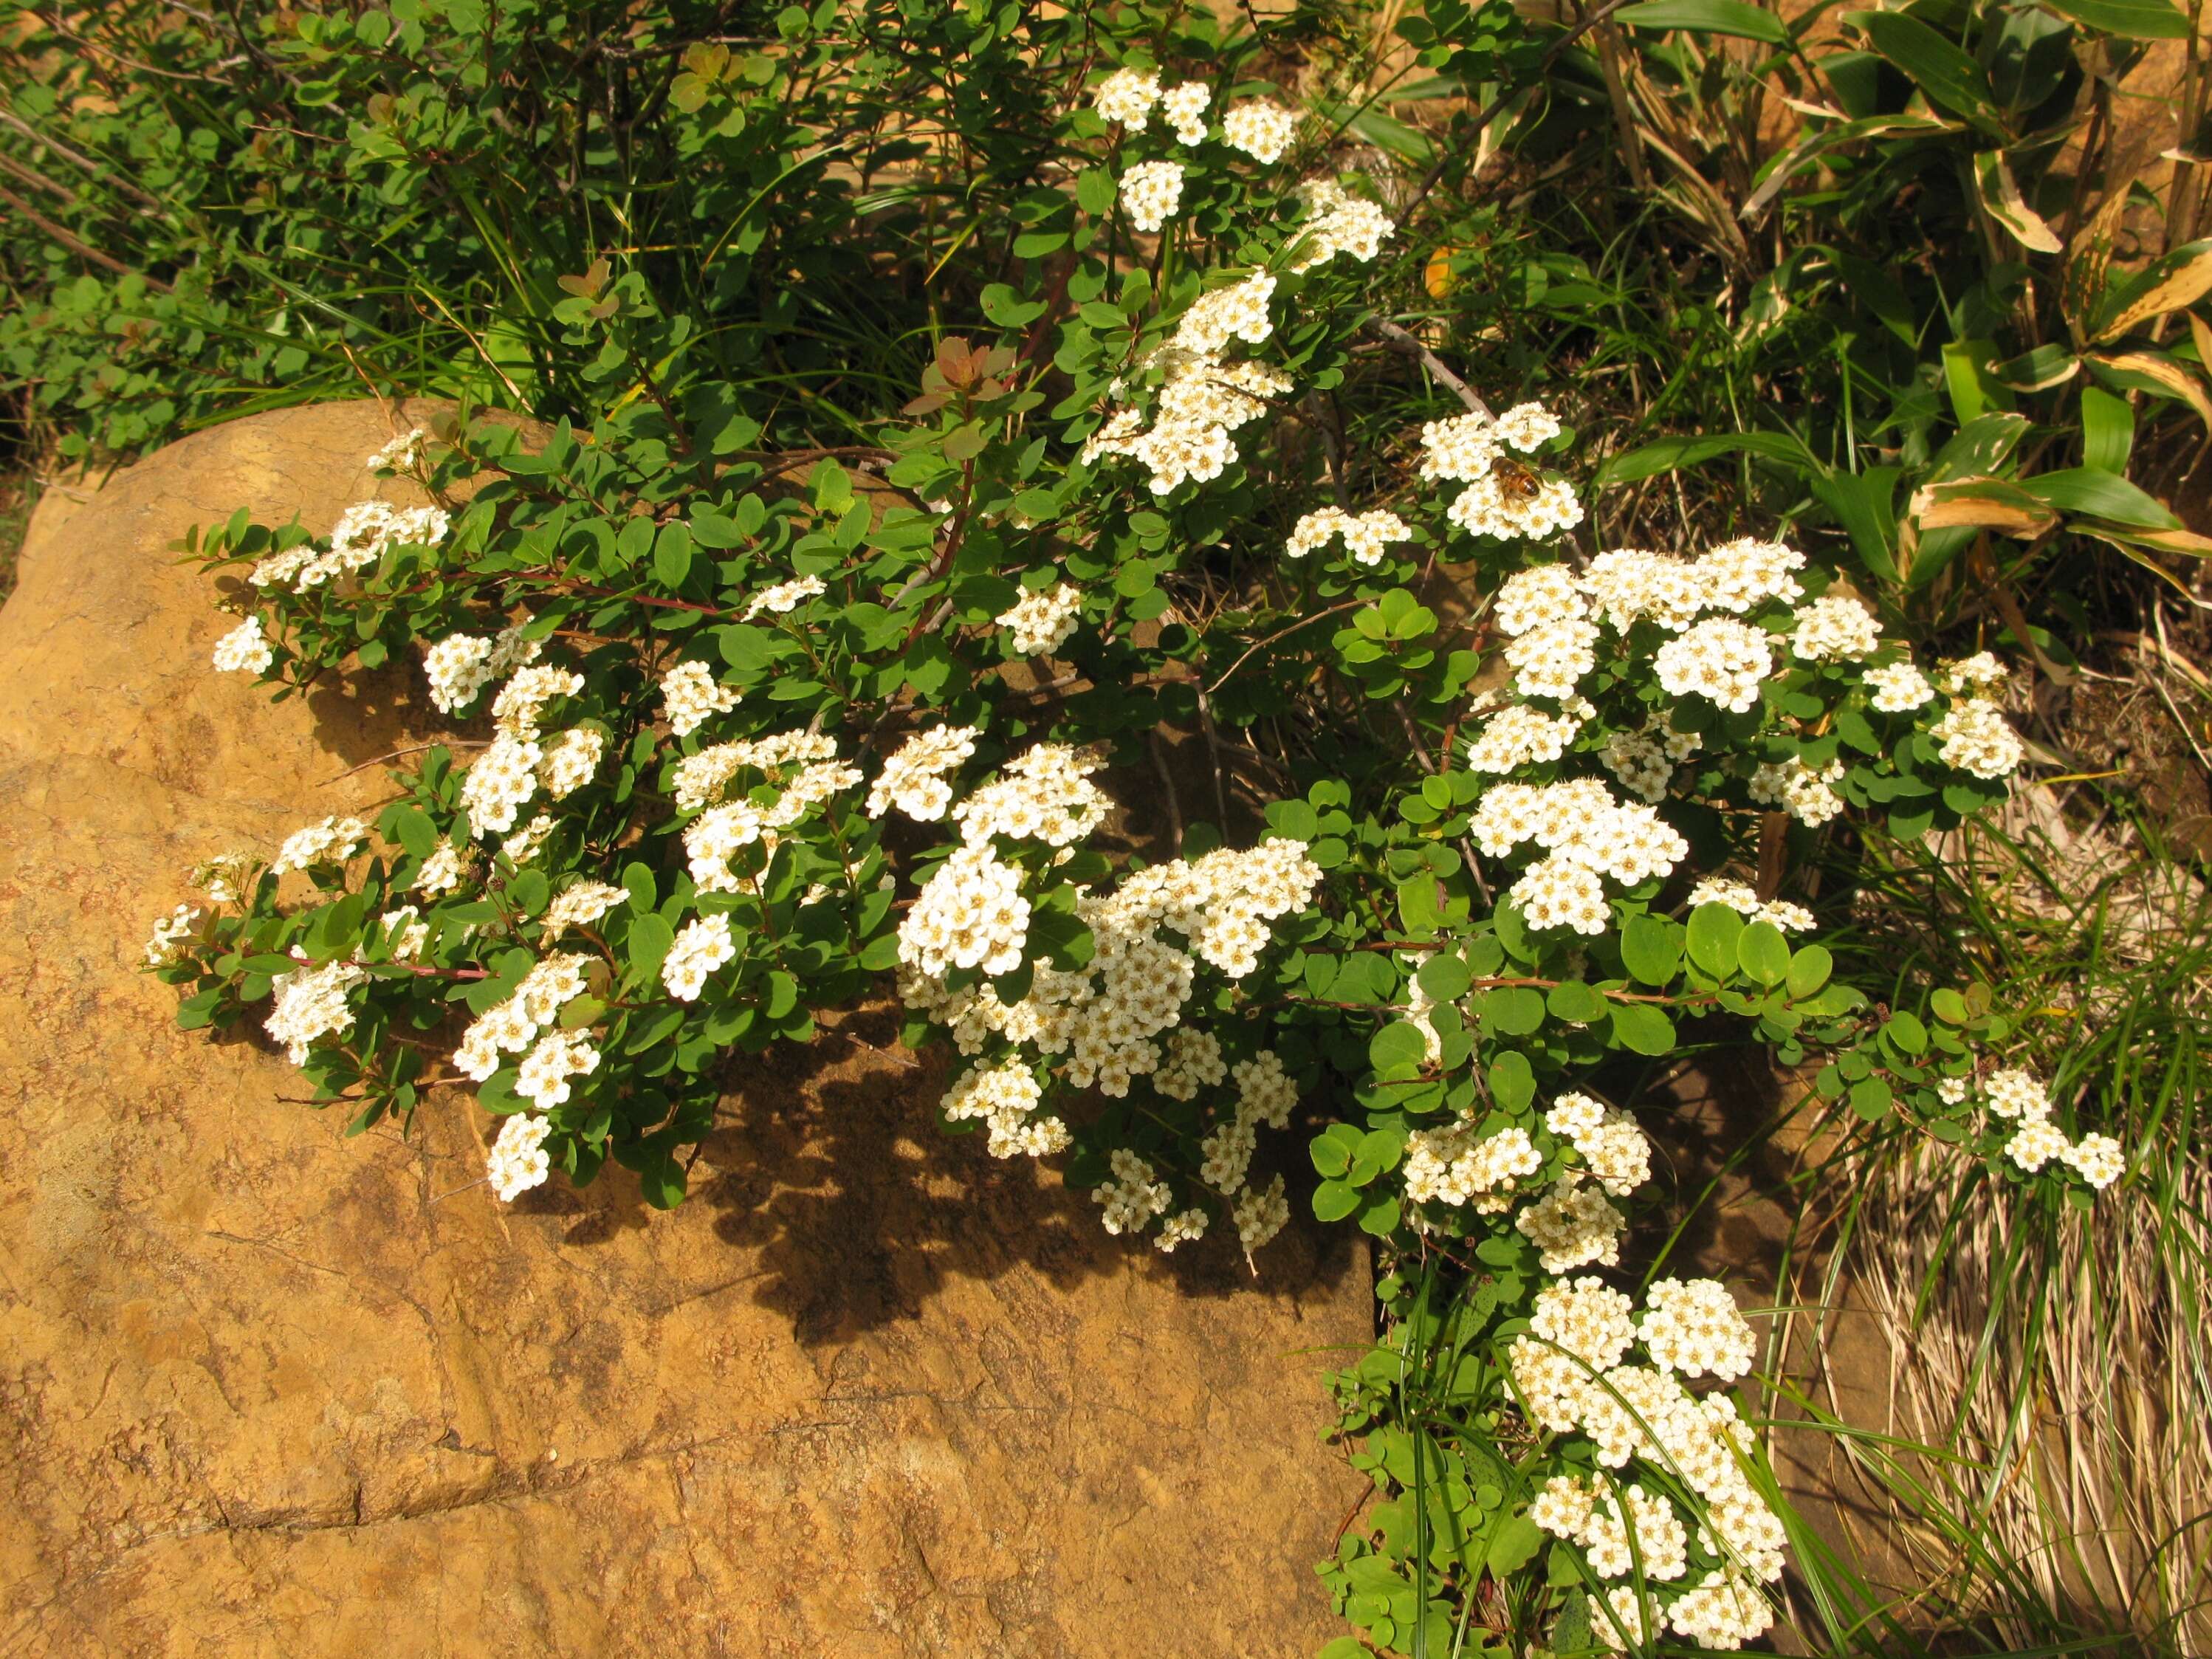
[144,52,2122,1656]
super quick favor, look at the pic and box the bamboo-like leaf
[2090,350,2212,433]
[1846,10,2000,127]
[1618,0,1789,44]
[1991,343,2081,391]
[1906,475,2059,537]
[2062,184,2135,345]
[2022,467,2181,528]
[1739,113,1955,221]
[1972,151,2061,254]
[2093,239,2212,342]
[2041,0,2189,38]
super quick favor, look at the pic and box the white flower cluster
[491,663,583,737]
[1864,659,1935,712]
[1083,357,1293,495]
[1220,98,1295,162]
[1470,779,1688,935]
[543,880,625,941]
[1119,159,1184,232]
[365,427,429,473]
[868,724,980,821]
[996,583,1082,656]
[251,499,450,593]
[1232,1172,1291,1258]
[1931,697,2025,780]
[902,838,1319,1110]
[1544,1093,1652,1196]
[1466,704,1582,773]
[1653,619,1773,715]
[742,574,825,620]
[662,659,740,736]
[683,743,862,895]
[1980,1068,2125,1188]
[943,1059,1071,1161]
[1517,1178,1627,1271]
[517,1028,600,1111]
[1790,593,1881,662]
[1172,272,1275,355]
[1601,718,1700,803]
[1937,651,2007,695]
[674,729,844,813]
[264,958,367,1065]
[459,733,543,837]
[953,743,1110,848]
[144,903,202,968]
[454,954,592,1082]
[1091,67,1206,142]
[1404,1122,1542,1212]
[1198,1051,1299,1193]
[1414,405,1581,540]
[1284,505,1414,567]
[271,815,370,874]
[1685,879,1814,933]
[212,614,273,674]
[1510,1279,1781,1648]
[486,1112,553,1201]
[415,837,471,896]
[1748,755,1845,826]
[664,912,738,1001]
[1288,179,1393,271]
[1094,1147,1171,1233]
[419,620,540,717]
[899,842,1031,978]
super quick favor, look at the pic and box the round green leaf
[1621,913,1683,987]
[1686,902,1744,978]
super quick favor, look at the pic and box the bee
[1491,457,1545,504]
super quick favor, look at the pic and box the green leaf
[2022,467,2180,529]
[1739,921,1790,987]
[1686,902,1744,978]
[652,522,693,588]
[1311,1133,1353,1178]
[625,913,676,985]
[1618,0,1786,41]
[2042,0,2188,41]
[1546,980,1607,1025]
[1483,986,1547,1036]
[1609,1002,1677,1056]
[1620,914,1683,987]
[1487,1050,1536,1113]
[1848,10,1999,126]
[1485,1515,1545,1576]
[390,806,437,860]
[1313,1178,1361,1223]
[1416,953,1473,1002]
[1886,1009,1929,1054]
[1849,1076,1895,1122]
[1356,1194,1402,1237]
[1370,1020,1432,1074]
[1785,944,1834,1000]
[1595,430,1808,487]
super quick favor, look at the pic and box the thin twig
[0,182,171,289]
[1366,318,1492,419]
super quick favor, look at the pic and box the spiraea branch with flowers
[144,52,2123,1659]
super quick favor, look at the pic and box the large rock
[0,402,1370,1657]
